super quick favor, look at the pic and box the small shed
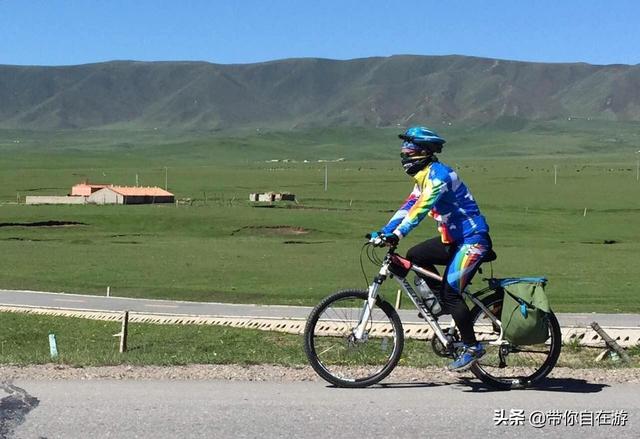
[275,193,296,202]
[249,192,296,203]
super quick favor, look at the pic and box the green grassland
[2,312,638,368]
[1,122,639,312]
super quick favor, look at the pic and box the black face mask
[401,156,435,176]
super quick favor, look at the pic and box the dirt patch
[581,240,619,245]
[110,234,153,244]
[285,206,354,212]
[231,225,313,236]
[1,237,61,242]
[20,187,65,192]
[0,220,86,228]
[283,240,331,245]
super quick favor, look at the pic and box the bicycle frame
[354,245,507,349]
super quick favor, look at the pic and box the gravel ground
[2,364,640,384]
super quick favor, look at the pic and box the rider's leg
[441,236,491,345]
[441,235,492,370]
[442,240,490,371]
[441,282,476,344]
[406,236,451,291]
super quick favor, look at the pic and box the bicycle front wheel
[469,293,562,389]
[304,290,404,388]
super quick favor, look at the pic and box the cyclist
[370,126,492,371]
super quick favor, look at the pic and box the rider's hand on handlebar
[365,231,398,247]
[365,231,384,247]
[383,233,399,246]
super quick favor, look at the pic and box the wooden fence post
[395,289,402,310]
[113,311,129,353]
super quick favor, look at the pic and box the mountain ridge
[1,55,639,130]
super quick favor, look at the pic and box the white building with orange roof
[26,182,175,205]
[88,186,175,205]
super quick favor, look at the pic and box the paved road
[4,379,638,438]
[1,288,639,327]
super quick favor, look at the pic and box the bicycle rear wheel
[304,290,404,388]
[469,293,561,389]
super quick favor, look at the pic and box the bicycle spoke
[317,343,341,357]
[305,291,403,386]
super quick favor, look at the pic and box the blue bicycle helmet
[398,126,446,149]
[399,126,446,176]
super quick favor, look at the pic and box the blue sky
[1,0,638,66]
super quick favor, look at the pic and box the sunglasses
[400,152,428,160]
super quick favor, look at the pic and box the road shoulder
[2,364,640,384]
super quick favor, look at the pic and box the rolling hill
[1,55,640,130]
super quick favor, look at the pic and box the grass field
[1,312,638,368]
[1,122,639,312]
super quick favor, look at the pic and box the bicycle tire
[469,292,562,390]
[304,289,404,388]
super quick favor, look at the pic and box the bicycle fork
[353,263,389,340]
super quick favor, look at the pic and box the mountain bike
[303,238,561,389]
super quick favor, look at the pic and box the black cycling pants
[406,236,491,345]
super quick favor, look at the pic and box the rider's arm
[380,185,420,235]
[393,174,447,238]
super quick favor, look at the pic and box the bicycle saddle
[482,249,497,263]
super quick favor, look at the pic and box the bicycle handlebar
[364,234,397,250]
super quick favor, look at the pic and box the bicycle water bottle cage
[388,254,411,278]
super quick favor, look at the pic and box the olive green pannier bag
[499,277,551,346]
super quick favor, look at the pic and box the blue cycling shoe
[448,343,485,371]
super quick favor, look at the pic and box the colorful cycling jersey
[381,161,489,244]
